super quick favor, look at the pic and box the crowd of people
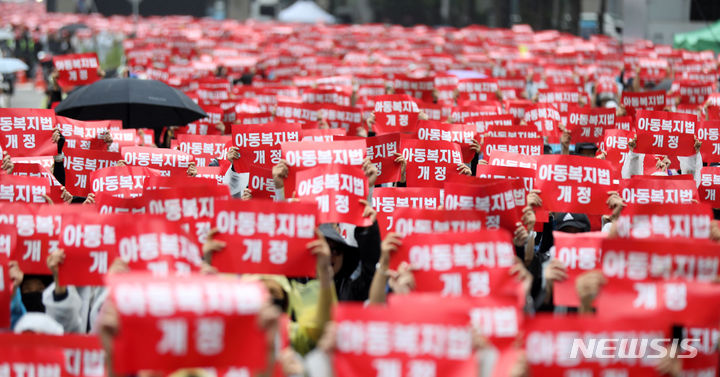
[1,1,720,377]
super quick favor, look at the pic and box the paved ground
[8,83,46,109]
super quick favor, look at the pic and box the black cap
[318,223,358,250]
[555,212,591,232]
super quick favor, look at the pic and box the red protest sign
[614,115,633,131]
[64,149,121,197]
[535,155,615,215]
[300,128,347,141]
[0,203,62,274]
[400,139,464,188]
[371,187,442,236]
[274,101,319,125]
[416,121,476,161]
[0,334,66,377]
[390,230,517,297]
[487,150,537,170]
[443,180,525,231]
[621,90,666,112]
[466,114,514,133]
[389,293,523,349]
[0,175,49,204]
[537,87,582,113]
[142,184,230,243]
[11,163,62,203]
[699,166,720,207]
[565,106,616,144]
[0,109,56,157]
[295,164,371,227]
[89,165,159,198]
[615,202,712,240]
[620,175,698,205]
[211,199,317,276]
[483,124,540,139]
[333,302,475,377]
[114,216,204,276]
[281,140,366,198]
[318,104,364,133]
[372,94,421,135]
[232,123,301,171]
[392,75,435,102]
[366,133,402,185]
[634,110,697,156]
[0,227,14,328]
[595,277,720,326]
[388,207,489,237]
[95,193,146,214]
[108,274,268,374]
[480,136,543,157]
[551,231,604,307]
[58,211,122,286]
[525,315,671,377]
[52,53,100,89]
[175,134,230,167]
[697,120,720,163]
[523,104,561,142]
[121,146,194,176]
[599,129,633,169]
[456,78,499,102]
[247,164,278,200]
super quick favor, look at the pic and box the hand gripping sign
[107,273,269,374]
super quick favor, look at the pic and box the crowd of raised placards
[2,1,720,377]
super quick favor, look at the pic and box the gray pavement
[9,83,46,109]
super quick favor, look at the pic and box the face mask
[22,291,45,313]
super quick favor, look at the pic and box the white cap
[14,313,64,335]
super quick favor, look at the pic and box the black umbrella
[59,23,89,35]
[54,78,207,129]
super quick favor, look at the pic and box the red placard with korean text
[108,274,268,374]
[483,124,540,139]
[390,230,517,298]
[52,53,100,89]
[64,149,121,197]
[600,129,633,169]
[318,104,364,132]
[535,155,615,215]
[416,121,476,161]
[366,133,402,184]
[699,166,720,207]
[0,225,14,328]
[697,120,720,163]
[487,151,537,170]
[333,302,476,377]
[274,101,319,125]
[0,109,56,157]
[232,123,301,172]
[89,165,159,198]
[595,277,720,327]
[121,146,194,176]
[0,203,62,274]
[523,104,561,142]
[372,94,421,135]
[295,164,371,227]
[11,162,63,203]
[175,134,230,167]
[457,78,499,102]
[281,140,366,198]
[621,90,666,112]
[372,187,442,236]
[620,175,698,205]
[467,114,514,134]
[634,110,696,156]
[525,315,671,377]
[565,107,616,144]
[58,211,123,286]
[388,208,489,237]
[113,216,204,276]
[551,231,604,307]
[247,164,278,200]
[0,334,66,377]
[481,136,543,157]
[211,199,317,276]
[400,139,464,188]
[615,202,712,240]
[443,180,524,231]
[0,175,49,204]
